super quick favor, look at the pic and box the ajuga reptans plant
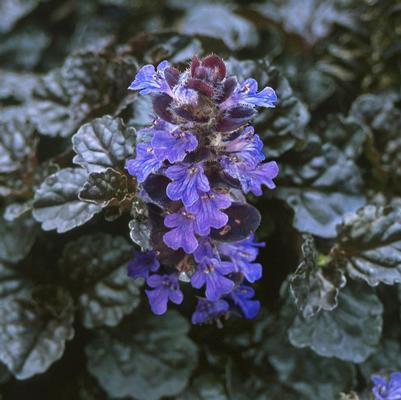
[126,55,278,324]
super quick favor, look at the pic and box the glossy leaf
[290,235,346,318]
[0,286,75,380]
[289,282,383,363]
[58,233,142,329]
[86,311,198,400]
[72,116,135,173]
[33,168,102,233]
[276,144,366,238]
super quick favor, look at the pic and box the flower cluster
[372,372,401,400]
[126,55,278,324]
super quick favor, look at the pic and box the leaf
[86,310,198,400]
[0,70,38,102]
[0,261,31,302]
[0,286,75,380]
[335,205,401,286]
[72,116,135,173]
[0,214,38,264]
[29,51,137,137]
[0,0,41,33]
[359,339,401,380]
[0,117,36,174]
[180,4,258,50]
[177,375,228,400]
[290,234,346,318]
[254,0,352,45]
[323,114,369,160]
[78,167,134,208]
[288,282,383,363]
[58,233,142,329]
[226,58,310,158]
[129,198,152,250]
[276,144,366,238]
[33,168,102,233]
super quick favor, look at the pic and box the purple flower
[126,143,163,183]
[187,191,231,235]
[152,128,198,163]
[191,257,234,301]
[230,285,260,319]
[219,236,265,283]
[372,372,401,400]
[193,237,217,263]
[166,163,210,206]
[128,250,160,279]
[223,78,277,109]
[163,209,198,253]
[222,126,265,167]
[192,297,229,325]
[145,273,183,315]
[128,60,171,95]
[221,158,279,196]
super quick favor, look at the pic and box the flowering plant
[126,55,278,323]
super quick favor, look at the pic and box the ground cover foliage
[0,0,401,399]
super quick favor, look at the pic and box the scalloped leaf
[290,235,346,318]
[336,205,401,286]
[58,233,142,329]
[276,144,366,238]
[0,286,75,380]
[33,168,102,233]
[86,311,198,400]
[72,116,135,173]
[0,215,38,264]
[288,282,383,363]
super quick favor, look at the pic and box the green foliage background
[1,0,401,399]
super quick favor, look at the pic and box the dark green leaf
[0,261,31,302]
[0,0,41,33]
[0,117,36,174]
[72,116,135,173]
[254,0,351,45]
[290,234,346,318]
[129,198,152,250]
[336,205,401,286]
[323,115,369,160]
[0,26,50,69]
[0,286,75,380]
[180,4,258,50]
[0,214,37,264]
[359,339,401,380]
[177,375,227,400]
[276,144,366,238]
[0,70,38,102]
[86,311,198,400]
[29,51,137,137]
[0,361,10,384]
[58,233,142,329]
[33,168,102,233]
[78,167,134,208]
[288,282,383,363]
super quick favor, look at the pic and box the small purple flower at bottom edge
[372,372,401,400]
[128,250,160,279]
[191,257,234,301]
[192,297,229,325]
[230,285,260,319]
[145,273,183,315]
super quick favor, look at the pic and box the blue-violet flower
[126,54,278,323]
